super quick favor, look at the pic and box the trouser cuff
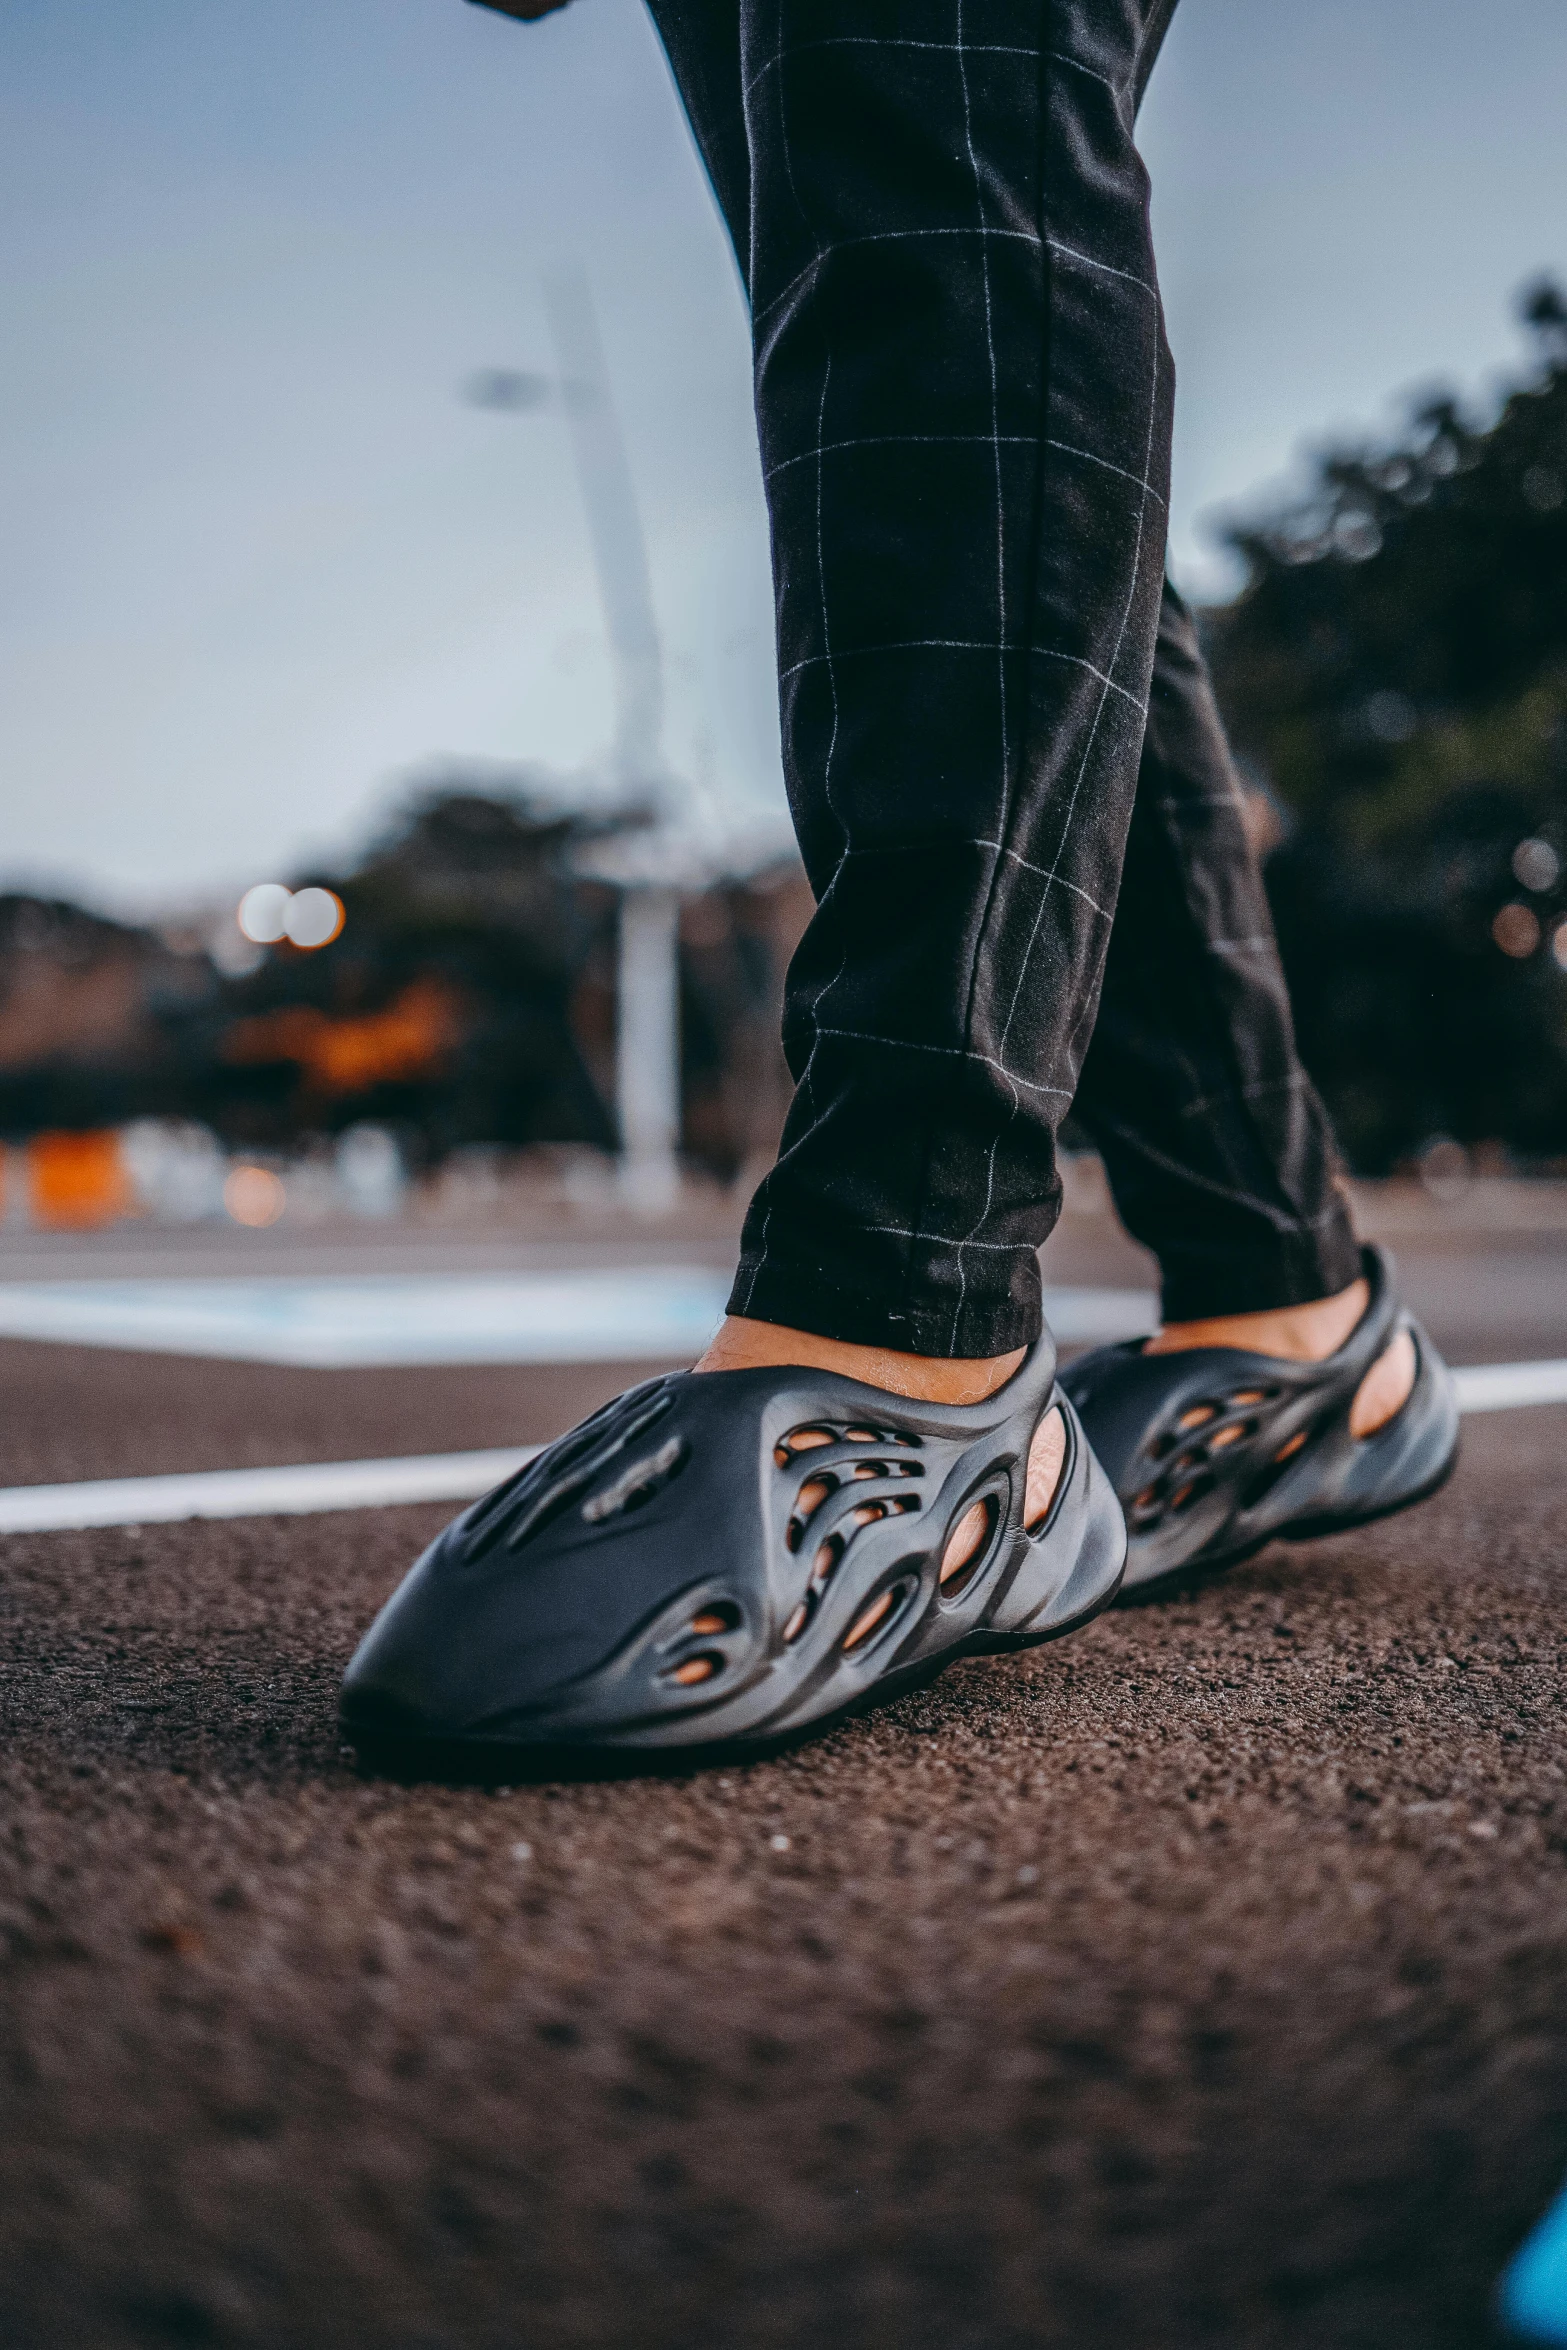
[727,1250,1043,1363]
[1155,1198,1362,1323]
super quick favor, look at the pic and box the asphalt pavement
[2,1193,1566,2349]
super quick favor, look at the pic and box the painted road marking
[1450,1359,1567,1413]
[0,1449,545,1534]
[0,1357,1561,1534]
[0,1273,1159,1367]
[0,1270,735,1368]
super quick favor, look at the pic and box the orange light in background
[222,976,461,1096]
[27,1130,135,1229]
[1493,903,1542,959]
[223,1165,286,1227]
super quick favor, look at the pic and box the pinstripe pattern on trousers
[646,0,1359,1351]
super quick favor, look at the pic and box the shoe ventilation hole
[1023,1408,1067,1536]
[781,1491,920,1643]
[668,1652,723,1687]
[940,1495,998,1594]
[1168,1472,1214,1514]
[1132,1384,1290,1530]
[774,1423,923,1469]
[842,1576,914,1655]
[689,1602,741,1637]
[776,1428,833,1464]
[842,1589,896,1651]
[810,1532,845,1590]
[788,1474,835,1544]
[664,1596,745,1687]
[813,1497,919,1577]
[782,1439,923,1555]
[1275,1429,1308,1463]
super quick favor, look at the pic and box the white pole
[542,268,665,799]
[617,886,681,1213]
[543,268,686,1207]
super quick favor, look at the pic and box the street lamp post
[468,268,682,1213]
[614,884,681,1213]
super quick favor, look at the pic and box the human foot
[697,1316,1068,1545]
[342,1322,1122,1761]
[1060,1245,1458,1595]
[1145,1277,1417,1439]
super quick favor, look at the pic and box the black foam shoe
[340,1327,1126,1763]
[1059,1245,1459,1596]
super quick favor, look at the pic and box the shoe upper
[1060,1246,1459,1589]
[341,1329,1124,1754]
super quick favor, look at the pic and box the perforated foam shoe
[1059,1245,1459,1596]
[340,1325,1126,1763]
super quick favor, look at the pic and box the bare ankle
[694,1315,1025,1405]
[695,1317,1067,1529]
[1145,1276,1416,1439]
[1147,1277,1369,1365]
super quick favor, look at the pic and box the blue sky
[3,0,1565,909]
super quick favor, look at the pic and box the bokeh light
[223,1164,286,1227]
[1553,919,1567,972]
[1512,837,1561,892]
[283,888,345,949]
[1417,1135,1470,1200]
[235,883,345,951]
[1493,902,1542,958]
[236,882,292,944]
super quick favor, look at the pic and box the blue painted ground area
[1502,2183,1567,2344]
[0,1271,1162,1367]
[0,1269,737,1367]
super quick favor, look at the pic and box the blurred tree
[181,779,812,1179]
[0,894,212,1136]
[1207,280,1567,1170]
[190,780,618,1162]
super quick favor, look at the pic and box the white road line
[0,1360,1561,1537]
[0,1448,542,1535]
[1450,1359,1567,1414]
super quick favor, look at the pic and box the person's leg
[1071,576,1357,1313]
[647,0,1410,1469]
[346,0,1151,1773]
[1052,570,1455,1601]
[652,4,1104,1537]
[645,0,751,283]
[651,0,1179,1392]
[1070,579,1414,1430]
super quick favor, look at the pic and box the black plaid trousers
[646,0,1360,1352]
